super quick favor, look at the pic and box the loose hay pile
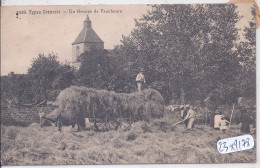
[51,86,165,129]
[1,123,256,165]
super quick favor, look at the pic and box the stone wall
[1,105,56,126]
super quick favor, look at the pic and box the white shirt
[184,109,196,120]
[214,114,222,128]
[136,73,146,83]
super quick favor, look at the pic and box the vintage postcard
[1,3,256,166]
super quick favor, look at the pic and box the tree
[28,53,75,102]
[237,6,256,98]
[1,74,33,104]
[114,4,242,104]
[75,47,110,89]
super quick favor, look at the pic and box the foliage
[75,48,110,89]
[74,47,135,93]
[27,53,75,102]
[236,6,256,98]
[1,74,33,104]
[1,54,75,104]
[1,4,256,108]
[112,4,255,105]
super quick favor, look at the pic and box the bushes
[55,86,165,123]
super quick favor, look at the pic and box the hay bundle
[55,86,164,126]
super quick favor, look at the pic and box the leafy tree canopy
[28,53,75,102]
[113,4,252,105]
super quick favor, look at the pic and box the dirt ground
[1,120,256,165]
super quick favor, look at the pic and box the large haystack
[54,86,164,128]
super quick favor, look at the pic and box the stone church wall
[72,43,85,63]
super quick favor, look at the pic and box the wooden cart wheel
[116,118,132,130]
[94,117,120,132]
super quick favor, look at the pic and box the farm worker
[38,107,46,127]
[183,105,196,129]
[214,109,222,130]
[239,106,250,133]
[183,104,189,126]
[180,105,185,119]
[57,114,62,132]
[220,116,230,132]
[209,109,216,128]
[136,68,146,92]
[203,92,220,128]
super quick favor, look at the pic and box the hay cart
[87,100,133,132]
[88,117,132,132]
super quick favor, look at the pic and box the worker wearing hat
[136,68,146,92]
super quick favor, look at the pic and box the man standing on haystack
[136,68,146,92]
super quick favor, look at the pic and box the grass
[1,120,256,165]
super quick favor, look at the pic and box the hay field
[1,120,256,165]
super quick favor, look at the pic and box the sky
[1,5,151,75]
[1,4,254,76]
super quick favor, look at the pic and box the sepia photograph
[1,3,257,166]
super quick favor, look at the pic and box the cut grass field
[1,119,256,165]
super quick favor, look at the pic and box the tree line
[1,4,255,107]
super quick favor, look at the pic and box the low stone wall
[1,105,56,126]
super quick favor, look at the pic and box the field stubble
[1,119,256,165]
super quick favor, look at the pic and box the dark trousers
[184,120,189,128]
[240,116,250,133]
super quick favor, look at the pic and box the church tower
[72,15,104,69]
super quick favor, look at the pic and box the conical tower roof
[72,15,104,45]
